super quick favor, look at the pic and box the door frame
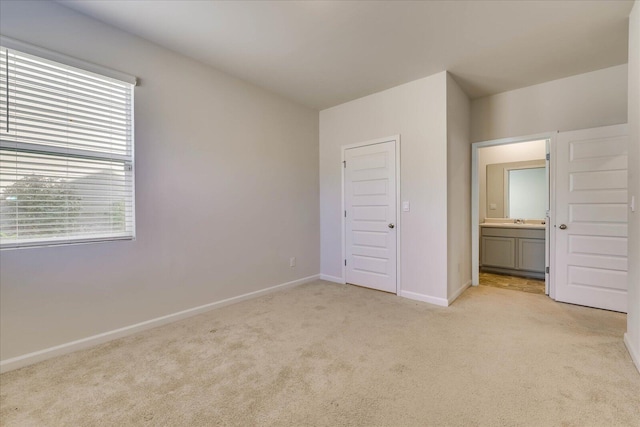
[471,132,557,296]
[341,135,401,294]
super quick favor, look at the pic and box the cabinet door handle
[559,224,567,230]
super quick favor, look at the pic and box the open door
[554,124,629,312]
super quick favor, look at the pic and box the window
[0,39,136,249]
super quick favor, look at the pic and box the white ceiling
[58,0,633,110]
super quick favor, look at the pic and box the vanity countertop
[480,223,546,230]
[481,218,546,230]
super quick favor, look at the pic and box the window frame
[0,36,137,250]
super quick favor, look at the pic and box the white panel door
[345,141,397,293]
[555,124,628,312]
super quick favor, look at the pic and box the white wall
[446,74,472,300]
[0,1,319,364]
[320,72,449,303]
[471,65,628,143]
[625,0,640,373]
[478,141,546,223]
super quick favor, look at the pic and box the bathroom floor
[479,272,545,295]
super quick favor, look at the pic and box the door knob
[559,224,567,230]
[388,223,395,229]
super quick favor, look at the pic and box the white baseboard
[448,280,472,305]
[624,333,640,374]
[320,274,345,284]
[399,290,449,307]
[0,274,320,374]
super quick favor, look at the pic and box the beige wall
[446,74,472,300]
[626,0,640,373]
[471,65,628,143]
[320,72,450,303]
[478,141,547,223]
[0,1,319,362]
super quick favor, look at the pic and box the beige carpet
[1,281,638,426]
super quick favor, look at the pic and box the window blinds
[0,45,135,248]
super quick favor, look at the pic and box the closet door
[344,140,397,293]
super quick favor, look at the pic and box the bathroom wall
[486,159,546,220]
[478,140,547,224]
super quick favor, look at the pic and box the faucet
[514,218,525,224]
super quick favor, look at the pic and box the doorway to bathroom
[472,135,551,296]
[472,125,629,312]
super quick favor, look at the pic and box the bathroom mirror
[486,159,546,219]
[507,167,546,218]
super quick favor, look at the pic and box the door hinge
[345,259,347,266]
[344,210,347,217]
[343,160,346,168]
[546,266,550,274]
[546,153,550,161]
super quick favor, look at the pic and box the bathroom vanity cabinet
[480,225,545,279]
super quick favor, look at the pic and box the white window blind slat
[0,88,130,117]
[4,63,130,97]
[0,44,135,249]
[5,120,129,142]
[0,104,130,134]
[8,62,130,97]
[9,84,130,116]
[3,126,128,150]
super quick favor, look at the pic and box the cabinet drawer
[481,227,545,240]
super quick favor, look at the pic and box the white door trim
[471,132,556,295]
[548,136,558,299]
[341,135,401,294]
